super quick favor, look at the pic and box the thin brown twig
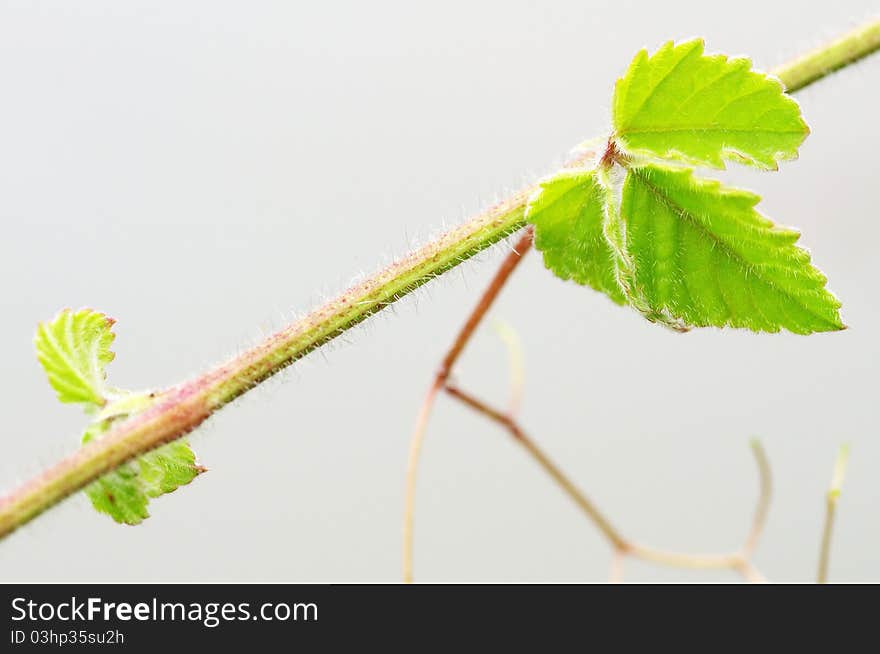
[402,381,443,584]
[402,228,536,583]
[446,384,628,550]
[438,230,537,380]
[445,384,767,581]
[404,232,772,582]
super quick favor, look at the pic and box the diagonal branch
[442,383,770,582]
[1,21,878,540]
[444,384,628,551]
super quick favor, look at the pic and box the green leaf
[600,169,689,331]
[34,308,117,408]
[81,404,203,525]
[81,421,150,525]
[526,169,626,304]
[619,164,844,334]
[138,441,202,499]
[612,39,808,169]
[35,310,205,524]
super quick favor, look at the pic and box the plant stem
[742,439,772,558]
[0,21,878,540]
[817,444,850,583]
[3,193,535,540]
[817,497,839,584]
[404,239,769,581]
[444,383,770,581]
[446,384,628,550]
[775,18,880,92]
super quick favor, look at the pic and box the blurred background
[0,1,877,582]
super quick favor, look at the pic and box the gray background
[0,1,877,582]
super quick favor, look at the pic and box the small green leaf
[138,441,202,499]
[526,169,626,304]
[86,467,151,525]
[34,308,117,408]
[81,405,203,525]
[620,164,844,334]
[612,39,808,169]
[35,310,205,525]
[82,421,150,525]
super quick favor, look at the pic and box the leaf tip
[678,37,705,54]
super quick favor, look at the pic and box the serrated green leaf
[81,396,203,525]
[86,467,151,525]
[138,441,202,499]
[600,168,689,332]
[620,164,843,334]
[82,421,150,525]
[35,309,204,525]
[612,39,808,169]
[526,169,626,304]
[34,308,116,408]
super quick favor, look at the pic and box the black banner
[1,584,873,649]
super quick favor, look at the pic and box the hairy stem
[774,18,880,93]
[1,21,878,540]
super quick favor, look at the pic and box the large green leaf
[620,165,843,334]
[612,39,808,169]
[34,308,117,408]
[526,169,626,304]
[600,171,689,331]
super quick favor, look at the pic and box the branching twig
[444,384,628,551]
[402,229,535,583]
[404,234,772,582]
[444,384,770,582]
